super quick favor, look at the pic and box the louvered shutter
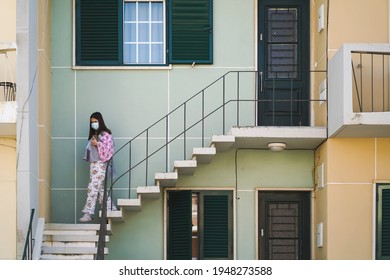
[378,185,390,259]
[202,192,232,259]
[76,0,123,65]
[168,191,192,260]
[168,0,213,64]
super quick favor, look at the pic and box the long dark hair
[88,112,112,140]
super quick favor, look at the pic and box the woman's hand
[91,136,98,146]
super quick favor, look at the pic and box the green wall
[51,0,314,260]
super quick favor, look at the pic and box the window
[377,184,390,259]
[167,190,233,260]
[124,1,165,64]
[75,0,213,66]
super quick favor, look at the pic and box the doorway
[258,191,310,259]
[258,0,310,126]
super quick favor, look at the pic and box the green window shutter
[76,0,123,65]
[168,191,192,260]
[168,0,213,64]
[201,192,232,259]
[377,185,390,259]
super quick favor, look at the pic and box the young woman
[79,112,117,222]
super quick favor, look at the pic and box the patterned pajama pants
[82,161,117,215]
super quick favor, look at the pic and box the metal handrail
[108,70,327,201]
[351,51,390,112]
[22,208,35,260]
[96,158,113,260]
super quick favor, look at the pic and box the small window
[376,183,390,259]
[124,1,165,64]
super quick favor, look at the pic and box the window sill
[72,65,173,70]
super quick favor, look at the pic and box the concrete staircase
[38,223,111,260]
[111,135,235,214]
[35,135,235,259]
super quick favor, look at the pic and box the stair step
[174,160,197,175]
[192,147,216,164]
[137,186,160,198]
[211,135,235,152]
[44,229,98,236]
[155,172,178,187]
[117,198,142,211]
[41,246,108,255]
[45,223,111,232]
[106,209,124,223]
[42,241,96,247]
[40,254,95,260]
[43,234,109,242]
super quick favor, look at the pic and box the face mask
[91,122,99,131]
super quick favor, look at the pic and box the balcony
[0,42,17,136]
[0,82,17,136]
[328,44,390,137]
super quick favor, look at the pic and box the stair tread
[45,223,111,231]
[155,172,178,187]
[40,254,95,260]
[192,147,216,163]
[43,235,109,242]
[137,185,160,196]
[174,160,197,175]
[41,246,108,254]
[211,135,235,152]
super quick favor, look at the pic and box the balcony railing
[328,44,390,137]
[351,51,390,112]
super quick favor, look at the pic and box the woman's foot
[79,213,93,222]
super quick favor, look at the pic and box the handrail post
[145,129,149,186]
[22,208,35,260]
[236,72,240,126]
[202,90,205,147]
[183,103,187,159]
[166,115,169,171]
[96,159,110,260]
[222,75,225,134]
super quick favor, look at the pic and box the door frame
[256,189,312,260]
[257,0,310,126]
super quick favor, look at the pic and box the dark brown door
[258,191,310,259]
[258,0,310,126]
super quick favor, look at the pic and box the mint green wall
[50,0,315,260]
[105,149,314,259]
[51,0,256,223]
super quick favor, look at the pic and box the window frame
[376,183,390,260]
[123,0,167,65]
[166,189,234,260]
[74,0,213,68]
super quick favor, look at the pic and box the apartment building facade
[2,0,390,260]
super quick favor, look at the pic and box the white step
[45,223,111,233]
[43,234,109,242]
[117,197,142,211]
[174,160,197,175]
[41,246,108,255]
[106,209,124,223]
[211,135,235,152]
[192,147,216,164]
[155,172,178,187]
[40,254,95,260]
[137,186,160,198]
[42,241,96,247]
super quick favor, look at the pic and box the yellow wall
[315,138,390,259]
[0,0,17,260]
[0,138,17,259]
[328,0,389,50]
